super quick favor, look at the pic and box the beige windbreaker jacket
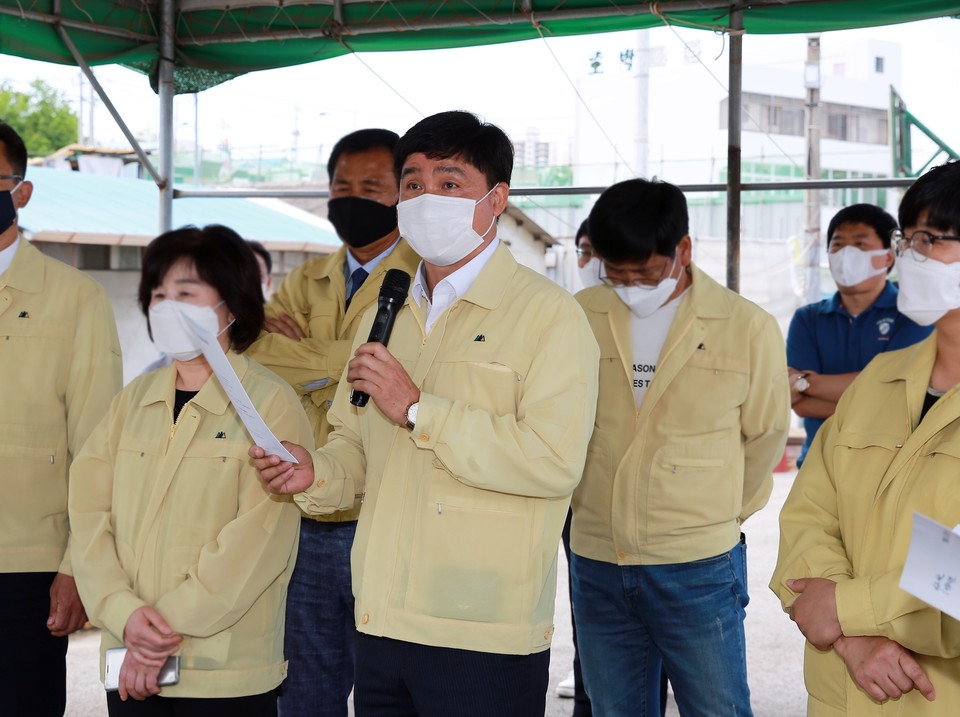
[69,354,314,698]
[295,245,600,655]
[247,241,420,522]
[572,263,790,565]
[772,334,960,716]
[0,238,121,574]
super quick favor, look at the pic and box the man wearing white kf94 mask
[249,110,599,717]
[786,204,931,466]
[572,178,789,717]
[771,160,960,716]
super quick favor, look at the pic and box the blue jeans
[571,540,752,717]
[279,519,358,717]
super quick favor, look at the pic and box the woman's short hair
[138,224,265,353]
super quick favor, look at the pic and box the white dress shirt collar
[0,236,20,279]
[412,237,500,334]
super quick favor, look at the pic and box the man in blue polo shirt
[787,203,932,465]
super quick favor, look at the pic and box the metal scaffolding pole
[55,26,163,186]
[725,5,743,293]
[158,0,176,232]
[803,34,822,304]
[174,176,917,201]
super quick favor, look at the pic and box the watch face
[407,402,419,424]
[795,377,809,393]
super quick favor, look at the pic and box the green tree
[0,79,79,157]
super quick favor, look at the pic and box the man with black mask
[248,128,418,717]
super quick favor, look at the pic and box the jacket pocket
[648,441,737,534]
[430,356,522,416]
[169,444,247,542]
[658,355,749,434]
[832,430,901,502]
[0,421,63,462]
[405,482,534,624]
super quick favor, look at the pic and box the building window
[875,56,884,74]
[827,114,848,141]
[110,246,142,270]
[722,93,886,144]
[513,141,526,163]
[535,142,550,167]
[79,245,110,270]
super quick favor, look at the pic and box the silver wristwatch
[794,375,810,394]
[404,401,419,431]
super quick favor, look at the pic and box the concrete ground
[65,470,807,717]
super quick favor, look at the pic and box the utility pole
[194,93,201,186]
[77,70,85,143]
[293,105,300,165]
[88,80,97,145]
[803,35,822,304]
[635,30,649,179]
[726,7,743,293]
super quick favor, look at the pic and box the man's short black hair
[247,239,272,274]
[588,179,689,264]
[394,111,513,189]
[0,121,28,178]
[327,128,400,182]
[139,225,265,353]
[899,161,960,234]
[826,204,897,249]
[575,219,590,247]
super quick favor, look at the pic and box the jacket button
[419,433,429,442]
[616,550,626,561]
[360,613,370,624]
[317,479,326,488]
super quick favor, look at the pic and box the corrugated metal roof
[18,166,340,253]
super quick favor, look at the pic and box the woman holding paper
[771,161,960,716]
[69,225,313,715]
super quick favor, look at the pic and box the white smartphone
[104,647,180,692]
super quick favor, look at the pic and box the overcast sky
[2,16,958,165]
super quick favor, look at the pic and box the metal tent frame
[3,0,959,289]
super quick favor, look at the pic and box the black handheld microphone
[350,268,412,407]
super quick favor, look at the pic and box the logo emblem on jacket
[18,311,28,318]
[215,431,226,439]
[474,334,485,342]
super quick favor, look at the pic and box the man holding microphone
[251,110,599,716]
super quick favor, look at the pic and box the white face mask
[828,246,889,288]
[896,250,960,326]
[397,186,497,266]
[578,258,602,289]
[148,300,230,361]
[612,255,681,318]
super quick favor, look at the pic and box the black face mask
[0,191,15,235]
[327,196,397,249]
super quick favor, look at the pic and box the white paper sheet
[899,512,960,619]
[181,313,298,463]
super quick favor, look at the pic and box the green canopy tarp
[2,1,959,93]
